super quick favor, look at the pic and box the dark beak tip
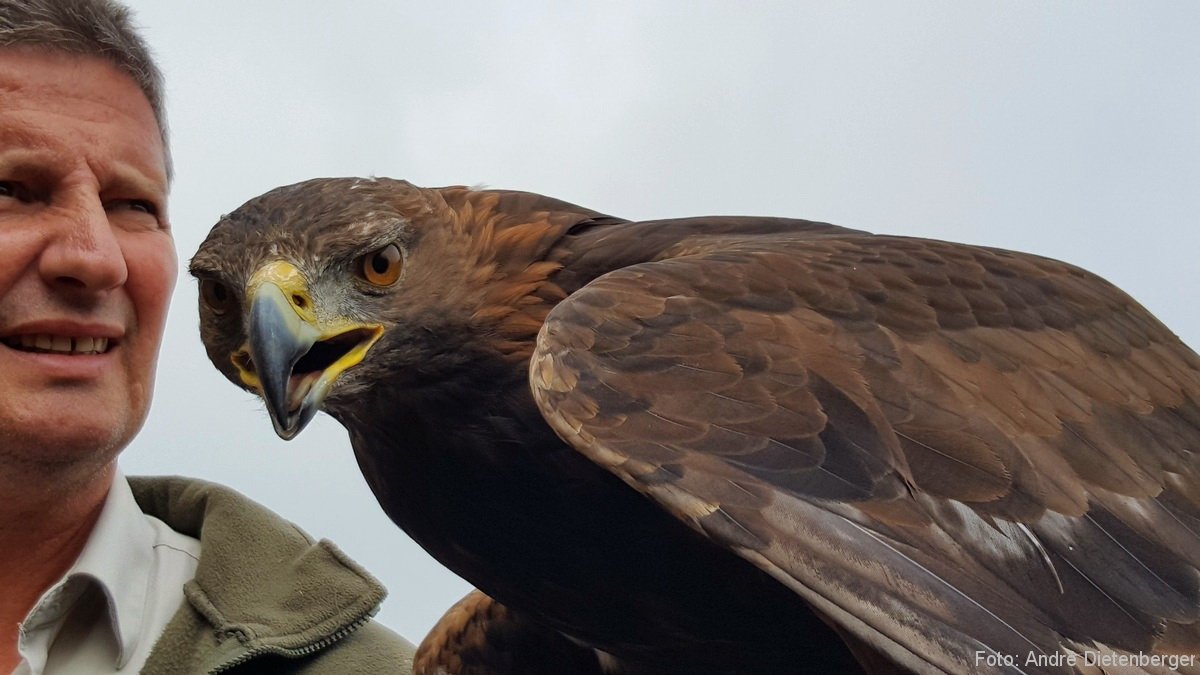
[273,421,300,441]
[267,401,319,441]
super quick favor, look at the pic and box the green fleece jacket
[128,476,415,674]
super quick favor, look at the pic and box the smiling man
[0,1,413,673]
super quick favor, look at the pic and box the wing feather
[531,232,1200,671]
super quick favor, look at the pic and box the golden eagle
[191,178,1200,674]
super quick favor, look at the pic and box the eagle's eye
[359,244,403,286]
[200,278,236,315]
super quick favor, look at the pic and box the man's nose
[38,193,129,293]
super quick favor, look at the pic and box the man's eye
[129,200,157,215]
[0,181,29,201]
[107,199,160,217]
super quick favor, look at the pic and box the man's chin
[0,417,136,472]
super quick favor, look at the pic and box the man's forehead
[0,49,150,115]
[0,48,168,190]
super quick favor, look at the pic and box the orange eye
[360,244,403,286]
[200,278,236,315]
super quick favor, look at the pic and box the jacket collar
[127,476,386,673]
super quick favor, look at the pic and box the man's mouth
[1,334,112,355]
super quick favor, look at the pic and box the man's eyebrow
[101,166,168,201]
[0,146,64,183]
[0,144,167,197]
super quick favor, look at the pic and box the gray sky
[118,1,1200,644]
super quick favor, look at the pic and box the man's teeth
[3,335,109,354]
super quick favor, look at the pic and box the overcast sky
[117,1,1200,644]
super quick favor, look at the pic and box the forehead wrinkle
[81,128,168,199]
[0,124,55,150]
[0,56,143,121]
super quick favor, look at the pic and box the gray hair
[0,0,171,178]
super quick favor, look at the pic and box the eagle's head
[190,177,604,439]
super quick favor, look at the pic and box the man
[0,1,414,672]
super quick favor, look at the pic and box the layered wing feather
[530,231,1200,674]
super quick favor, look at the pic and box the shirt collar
[63,469,156,668]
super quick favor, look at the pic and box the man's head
[0,0,169,176]
[0,0,175,470]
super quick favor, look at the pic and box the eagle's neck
[334,370,607,601]
[328,341,860,673]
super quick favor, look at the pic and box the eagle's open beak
[233,261,383,440]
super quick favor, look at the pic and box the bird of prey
[191,178,1200,674]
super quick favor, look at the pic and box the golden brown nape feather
[404,186,623,361]
[416,591,619,675]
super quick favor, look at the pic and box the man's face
[0,49,175,464]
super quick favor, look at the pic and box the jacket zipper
[208,609,376,673]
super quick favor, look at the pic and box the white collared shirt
[12,471,201,675]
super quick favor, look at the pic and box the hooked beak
[234,261,383,440]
